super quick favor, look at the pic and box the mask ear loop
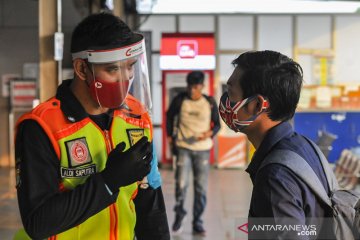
[230,96,261,130]
[82,60,93,86]
[261,98,269,111]
[254,95,269,115]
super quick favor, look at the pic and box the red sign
[10,81,37,108]
[160,33,215,70]
[161,33,215,56]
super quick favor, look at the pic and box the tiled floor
[0,168,22,240]
[0,167,253,240]
[162,168,252,240]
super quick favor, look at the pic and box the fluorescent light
[137,0,360,14]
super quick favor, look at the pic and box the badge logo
[125,44,143,57]
[126,129,145,146]
[65,138,92,167]
[95,82,102,88]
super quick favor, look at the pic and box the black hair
[186,71,205,86]
[71,12,136,53]
[232,50,303,122]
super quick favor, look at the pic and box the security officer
[14,13,169,240]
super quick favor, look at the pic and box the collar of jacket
[245,121,294,183]
[55,79,92,123]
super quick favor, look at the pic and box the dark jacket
[166,92,221,139]
[15,80,170,240]
[246,121,332,239]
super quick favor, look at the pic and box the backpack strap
[260,148,332,207]
[302,136,339,191]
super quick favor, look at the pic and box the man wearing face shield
[14,13,169,240]
[219,51,333,239]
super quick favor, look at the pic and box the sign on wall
[313,53,334,85]
[160,33,216,70]
[10,80,37,109]
[1,74,20,97]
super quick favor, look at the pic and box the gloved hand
[101,136,152,193]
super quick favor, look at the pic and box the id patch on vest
[65,138,92,167]
[61,164,96,178]
[126,129,145,146]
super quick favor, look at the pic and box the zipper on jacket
[103,129,118,240]
[104,130,113,152]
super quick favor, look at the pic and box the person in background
[166,71,220,236]
[14,12,169,240]
[219,50,332,239]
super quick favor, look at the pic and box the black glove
[101,136,152,193]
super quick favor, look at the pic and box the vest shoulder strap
[16,98,66,158]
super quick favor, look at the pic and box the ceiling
[136,0,360,14]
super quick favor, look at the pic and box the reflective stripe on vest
[15,97,152,240]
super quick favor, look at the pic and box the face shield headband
[219,92,268,132]
[72,38,152,112]
[71,39,145,63]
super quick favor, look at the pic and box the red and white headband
[71,39,145,63]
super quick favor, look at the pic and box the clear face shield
[72,37,152,114]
